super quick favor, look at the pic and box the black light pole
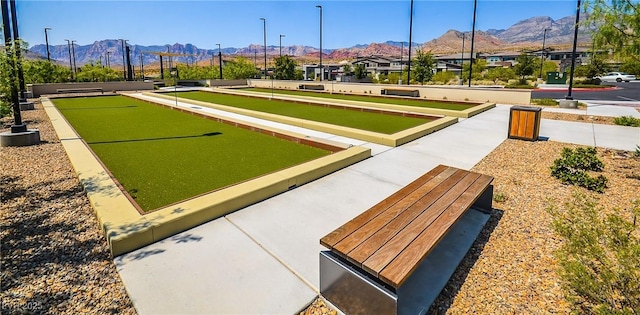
[140,53,144,80]
[460,32,465,85]
[316,5,322,81]
[44,27,51,61]
[468,0,478,87]
[279,34,285,57]
[260,18,267,79]
[125,44,133,81]
[65,39,73,80]
[407,0,414,85]
[2,0,25,132]
[217,43,223,79]
[566,0,581,100]
[119,39,126,80]
[106,51,111,68]
[400,41,404,84]
[71,40,77,76]
[539,28,549,79]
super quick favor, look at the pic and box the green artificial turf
[54,96,331,211]
[175,91,434,134]
[241,87,475,111]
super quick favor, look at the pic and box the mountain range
[28,14,592,66]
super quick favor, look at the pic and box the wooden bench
[56,87,104,94]
[298,84,325,91]
[319,164,493,314]
[381,88,420,97]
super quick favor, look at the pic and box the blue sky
[14,0,579,49]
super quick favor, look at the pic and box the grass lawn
[53,96,331,211]
[240,87,475,111]
[175,91,434,134]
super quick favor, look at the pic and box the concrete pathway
[115,94,640,314]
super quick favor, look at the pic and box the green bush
[531,98,559,106]
[548,194,640,314]
[0,101,11,118]
[613,116,640,127]
[432,71,455,84]
[550,147,608,193]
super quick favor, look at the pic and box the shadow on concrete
[427,208,505,315]
[78,171,120,198]
[86,132,222,145]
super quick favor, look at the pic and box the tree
[620,60,640,75]
[342,63,352,75]
[0,45,15,118]
[411,49,435,85]
[222,57,257,79]
[585,0,640,62]
[22,60,72,83]
[354,63,367,79]
[513,53,537,81]
[174,63,216,80]
[485,67,516,83]
[274,55,296,80]
[461,59,487,82]
[541,60,559,79]
[387,72,400,84]
[75,62,123,82]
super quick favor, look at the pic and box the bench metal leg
[472,184,493,214]
[320,209,491,315]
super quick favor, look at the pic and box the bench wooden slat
[337,168,463,265]
[362,172,481,279]
[379,174,494,287]
[320,164,448,249]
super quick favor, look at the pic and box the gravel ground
[1,103,136,314]
[541,111,617,125]
[305,136,639,314]
[3,103,638,315]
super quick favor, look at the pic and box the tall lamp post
[316,5,322,81]
[566,0,581,101]
[106,51,111,68]
[44,27,51,61]
[71,40,77,76]
[468,0,478,87]
[260,17,267,79]
[217,43,223,79]
[279,34,285,57]
[407,0,413,85]
[460,32,465,85]
[64,39,73,80]
[119,39,127,80]
[1,0,25,133]
[539,28,549,79]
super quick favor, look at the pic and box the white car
[597,72,636,82]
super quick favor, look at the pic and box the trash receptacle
[508,106,542,141]
[546,72,567,84]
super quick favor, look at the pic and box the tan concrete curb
[144,92,458,147]
[42,97,371,256]
[216,87,495,118]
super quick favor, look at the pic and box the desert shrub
[548,194,640,314]
[432,71,455,84]
[613,116,640,127]
[531,98,559,106]
[493,192,507,203]
[550,147,608,193]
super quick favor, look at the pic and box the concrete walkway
[115,94,640,314]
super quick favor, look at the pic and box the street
[532,81,640,103]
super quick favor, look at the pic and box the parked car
[596,72,636,82]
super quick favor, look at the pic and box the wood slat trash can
[508,106,542,141]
